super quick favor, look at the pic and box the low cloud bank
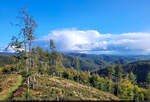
[5,28,150,55]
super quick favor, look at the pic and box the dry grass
[12,75,119,101]
[0,74,23,100]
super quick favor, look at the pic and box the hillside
[0,53,149,101]
[68,53,150,63]
[0,55,13,67]
[94,60,150,83]
[1,75,119,101]
[1,53,150,72]
[62,54,110,71]
[124,60,150,83]
[63,53,150,72]
[0,74,23,100]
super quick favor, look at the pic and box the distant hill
[68,53,150,64]
[62,54,110,71]
[124,60,150,83]
[94,60,150,83]
[63,53,150,72]
[0,55,13,67]
[0,52,16,55]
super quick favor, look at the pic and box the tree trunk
[27,76,30,99]
[25,42,30,96]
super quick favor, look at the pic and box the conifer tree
[107,65,115,80]
[114,62,123,96]
[146,72,150,89]
[74,56,80,71]
[6,36,23,71]
[129,71,137,85]
[50,39,56,50]
[146,72,150,100]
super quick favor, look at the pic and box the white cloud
[0,46,15,53]
[33,29,150,55]
[0,45,24,53]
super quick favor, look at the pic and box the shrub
[0,87,2,92]
[25,92,35,100]
[2,67,11,74]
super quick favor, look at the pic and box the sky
[1,0,150,55]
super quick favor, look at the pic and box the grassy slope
[12,75,119,101]
[0,74,23,100]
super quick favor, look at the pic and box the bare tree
[8,7,37,99]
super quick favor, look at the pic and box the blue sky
[1,0,150,55]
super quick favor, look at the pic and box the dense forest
[0,8,150,101]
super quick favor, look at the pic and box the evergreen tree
[115,63,123,80]
[90,74,100,88]
[49,39,63,66]
[107,65,115,80]
[73,56,80,70]
[129,72,137,85]
[6,36,23,71]
[146,72,150,100]
[45,49,51,69]
[146,72,150,89]
[114,63,123,96]
[50,39,55,50]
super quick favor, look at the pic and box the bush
[25,92,35,100]
[2,67,11,74]
[2,64,16,74]
[0,87,2,92]
[20,69,28,77]
[62,71,69,79]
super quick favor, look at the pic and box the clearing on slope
[12,75,119,101]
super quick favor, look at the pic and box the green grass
[0,75,23,100]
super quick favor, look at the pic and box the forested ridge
[1,47,150,101]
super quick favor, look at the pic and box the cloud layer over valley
[32,29,150,55]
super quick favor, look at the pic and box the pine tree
[49,39,63,66]
[146,72,150,89]
[45,49,50,69]
[146,72,150,100]
[6,36,23,71]
[50,39,56,50]
[73,56,80,71]
[129,72,137,85]
[114,62,123,96]
[107,65,115,80]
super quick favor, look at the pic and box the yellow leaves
[118,78,148,101]
[0,64,16,74]
[3,64,15,69]
[118,79,135,99]
[0,68,2,73]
